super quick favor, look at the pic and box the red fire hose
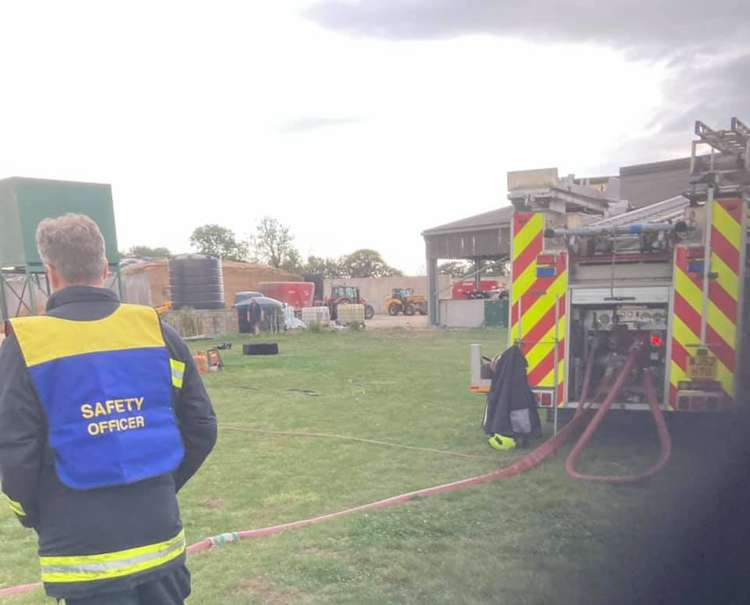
[565,345,672,483]
[0,409,592,598]
[0,347,671,599]
[186,408,590,557]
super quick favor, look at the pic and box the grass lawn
[0,328,744,604]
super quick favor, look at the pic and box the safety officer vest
[11,304,185,490]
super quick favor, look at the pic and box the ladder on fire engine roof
[588,195,691,229]
[690,117,750,191]
[694,117,750,162]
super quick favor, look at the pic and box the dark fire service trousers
[62,565,190,605]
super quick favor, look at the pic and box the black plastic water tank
[169,255,225,310]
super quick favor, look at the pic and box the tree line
[437,260,508,278]
[122,217,403,279]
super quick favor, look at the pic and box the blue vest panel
[12,306,185,490]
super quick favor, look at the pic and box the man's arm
[0,332,44,528]
[162,324,217,492]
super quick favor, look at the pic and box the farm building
[121,259,301,308]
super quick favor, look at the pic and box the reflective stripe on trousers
[41,530,185,583]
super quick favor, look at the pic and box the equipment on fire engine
[564,339,672,483]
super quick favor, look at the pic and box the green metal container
[0,177,119,270]
[484,299,509,327]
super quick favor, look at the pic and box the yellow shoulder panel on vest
[11,304,165,368]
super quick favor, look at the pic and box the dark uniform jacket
[482,345,542,438]
[0,286,217,600]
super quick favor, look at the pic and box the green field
[0,328,739,604]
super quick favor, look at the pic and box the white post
[470,343,483,388]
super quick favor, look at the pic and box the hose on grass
[0,410,590,598]
[0,348,672,599]
[0,583,40,598]
[187,409,589,556]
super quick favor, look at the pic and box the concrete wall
[162,308,238,338]
[438,299,486,328]
[324,275,451,315]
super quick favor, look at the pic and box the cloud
[306,0,750,161]
[277,115,367,133]
[657,52,750,133]
[305,1,749,52]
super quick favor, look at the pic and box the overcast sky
[1,1,747,274]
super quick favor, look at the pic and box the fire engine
[471,118,750,417]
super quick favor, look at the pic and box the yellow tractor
[385,288,427,316]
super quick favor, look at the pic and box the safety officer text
[80,398,146,436]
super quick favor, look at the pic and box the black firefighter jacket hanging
[482,345,542,439]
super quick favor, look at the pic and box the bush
[307,321,324,333]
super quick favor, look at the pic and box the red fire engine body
[472,118,750,413]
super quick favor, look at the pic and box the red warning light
[650,334,664,347]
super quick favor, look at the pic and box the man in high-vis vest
[0,214,217,604]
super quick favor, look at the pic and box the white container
[337,303,365,325]
[301,306,330,325]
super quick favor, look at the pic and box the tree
[438,260,472,278]
[340,249,403,278]
[437,259,508,278]
[250,217,299,269]
[279,248,304,274]
[483,260,510,277]
[189,224,248,260]
[125,245,171,258]
[304,255,345,278]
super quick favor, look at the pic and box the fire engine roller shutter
[510,212,568,407]
[669,198,744,409]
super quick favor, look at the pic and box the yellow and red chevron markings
[669,198,745,408]
[510,212,568,406]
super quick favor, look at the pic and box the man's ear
[46,264,63,291]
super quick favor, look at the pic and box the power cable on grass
[220,424,496,460]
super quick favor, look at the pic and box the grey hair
[36,214,107,285]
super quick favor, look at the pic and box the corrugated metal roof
[422,206,513,236]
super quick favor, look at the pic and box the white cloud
[0,1,668,273]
